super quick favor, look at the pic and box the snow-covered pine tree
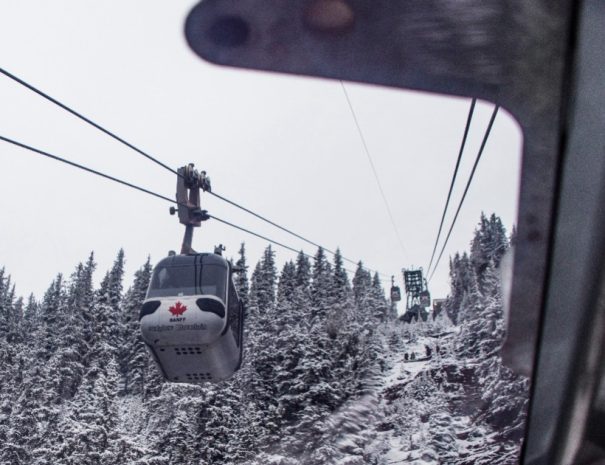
[445,252,474,324]
[277,260,296,305]
[49,256,98,402]
[1,273,70,465]
[90,249,125,360]
[120,257,154,396]
[1,363,57,465]
[28,252,127,465]
[441,213,529,461]
[76,253,97,349]
[0,269,21,343]
[248,245,277,316]
[370,272,388,322]
[269,261,309,437]
[234,242,249,307]
[462,261,529,445]
[310,247,332,321]
[19,293,39,341]
[274,260,317,455]
[0,268,9,334]
[295,250,312,296]
[331,249,350,303]
[470,212,508,290]
[99,249,125,312]
[67,253,96,315]
[326,249,353,338]
[259,245,277,310]
[155,395,200,464]
[0,268,23,445]
[352,262,374,326]
[247,261,262,319]
[0,268,20,461]
[49,358,121,465]
[36,274,68,360]
[195,386,244,464]
[352,262,372,302]
[455,274,484,358]
[235,245,280,452]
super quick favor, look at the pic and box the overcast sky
[0,1,522,313]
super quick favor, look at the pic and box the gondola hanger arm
[172,163,211,254]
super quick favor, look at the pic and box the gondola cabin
[390,285,402,302]
[139,253,244,383]
[419,290,431,308]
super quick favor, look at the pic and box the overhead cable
[0,67,383,277]
[209,215,357,275]
[0,135,372,278]
[428,105,500,282]
[208,190,381,274]
[0,135,176,204]
[0,67,180,177]
[341,81,408,260]
[426,98,476,274]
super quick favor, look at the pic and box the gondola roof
[155,253,228,268]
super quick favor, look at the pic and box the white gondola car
[139,253,244,383]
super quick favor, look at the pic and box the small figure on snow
[404,353,409,361]
[425,345,432,358]
[411,352,416,361]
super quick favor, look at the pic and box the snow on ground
[383,332,437,386]
[370,331,439,464]
[362,322,509,465]
[361,320,523,465]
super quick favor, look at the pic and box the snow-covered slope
[365,320,527,465]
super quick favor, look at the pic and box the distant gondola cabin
[391,285,402,302]
[419,290,431,308]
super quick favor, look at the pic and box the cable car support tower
[401,268,431,323]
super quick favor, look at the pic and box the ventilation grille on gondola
[174,346,203,356]
[186,372,212,382]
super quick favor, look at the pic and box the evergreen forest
[0,212,529,464]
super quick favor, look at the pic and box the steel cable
[341,81,408,260]
[0,67,180,177]
[426,98,476,275]
[208,190,382,275]
[0,135,372,277]
[0,135,177,204]
[0,67,384,277]
[428,105,499,282]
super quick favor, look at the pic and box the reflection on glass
[148,264,227,301]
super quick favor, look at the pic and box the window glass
[148,265,197,298]
[148,263,227,301]
[199,264,228,301]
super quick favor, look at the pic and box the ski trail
[370,332,436,464]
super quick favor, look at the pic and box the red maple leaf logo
[169,301,187,316]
